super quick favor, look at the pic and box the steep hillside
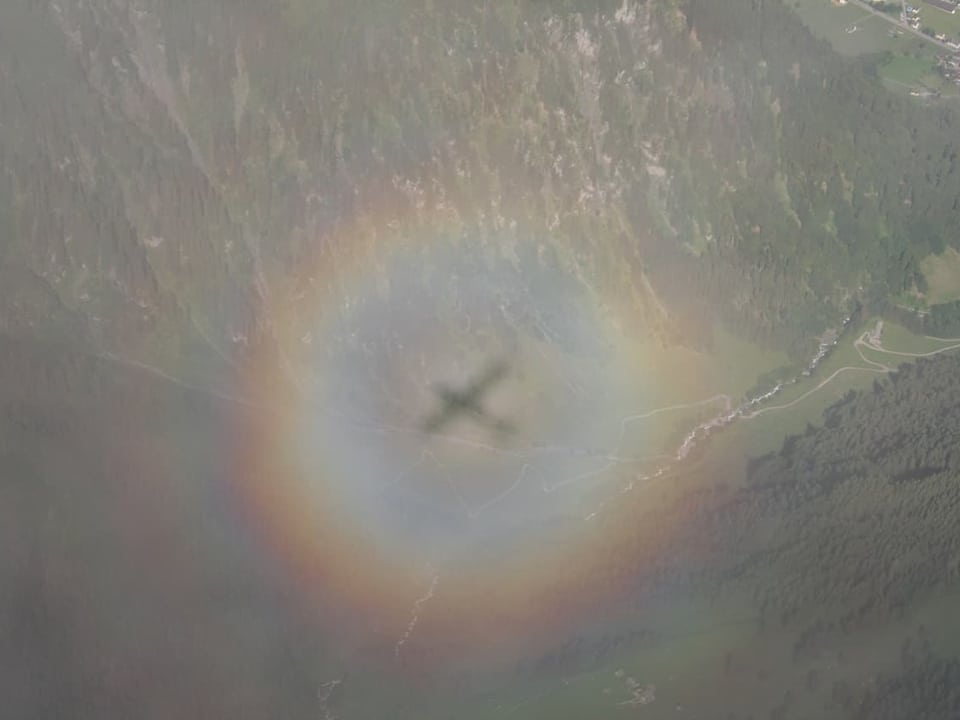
[3,0,960,369]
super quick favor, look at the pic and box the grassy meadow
[789,0,952,93]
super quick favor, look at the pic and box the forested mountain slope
[2,0,959,365]
[676,0,960,345]
[4,3,960,715]
[507,352,960,719]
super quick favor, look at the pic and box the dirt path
[742,331,960,419]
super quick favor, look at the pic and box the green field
[692,317,960,473]
[917,1,960,40]
[881,51,936,83]
[879,49,949,93]
[693,320,869,472]
[789,0,950,93]
[894,247,960,311]
[792,0,927,54]
[620,316,960,483]
[792,0,896,54]
[920,247,960,304]
[605,322,793,469]
[880,318,960,346]
[709,326,794,398]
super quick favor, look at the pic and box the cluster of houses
[910,2,960,48]
[903,4,923,29]
[902,1,960,83]
[922,0,960,85]
[937,50,960,83]
[902,2,960,40]
[831,0,960,90]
